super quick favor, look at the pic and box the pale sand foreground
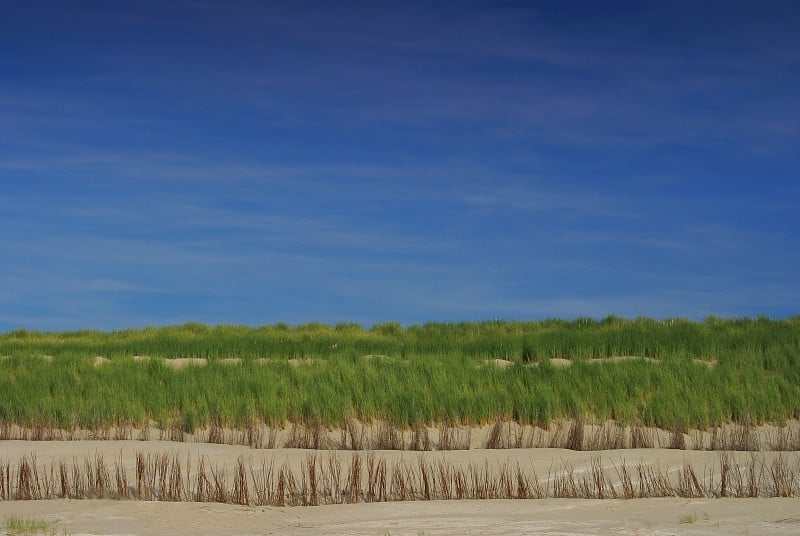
[1,440,799,535]
[2,497,799,535]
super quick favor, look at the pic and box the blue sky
[1,1,798,331]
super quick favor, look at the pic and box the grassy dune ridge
[1,316,798,431]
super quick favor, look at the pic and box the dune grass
[0,316,798,432]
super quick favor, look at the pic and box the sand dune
[1,440,799,535]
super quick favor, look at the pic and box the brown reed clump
[287,419,331,450]
[485,420,507,449]
[0,450,799,504]
[710,418,760,452]
[7,418,800,452]
[587,422,625,451]
[410,424,432,451]
[769,422,800,451]
[628,421,654,449]
[438,419,470,450]
[374,421,403,450]
[669,423,686,450]
[208,416,225,444]
[565,416,584,451]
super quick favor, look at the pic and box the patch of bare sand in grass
[363,354,392,360]
[483,358,515,368]
[288,358,316,367]
[590,355,659,364]
[694,358,719,368]
[163,357,207,369]
[219,357,242,365]
[543,356,719,369]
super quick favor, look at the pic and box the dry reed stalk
[770,423,800,451]
[196,456,210,502]
[565,416,584,451]
[209,462,228,503]
[376,457,388,501]
[326,454,342,503]
[548,424,566,449]
[690,429,706,450]
[437,459,452,500]
[718,451,732,497]
[419,457,432,500]
[375,420,403,450]
[669,423,686,450]
[71,457,86,498]
[411,424,431,451]
[114,455,129,499]
[88,454,112,498]
[7,449,800,504]
[57,461,69,499]
[284,463,300,506]
[31,420,45,441]
[159,417,186,443]
[513,463,530,498]
[636,463,674,497]
[208,416,224,444]
[485,420,507,449]
[438,420,470,450]
[245,421,264,449]
[676,461,705,498]
[347,454,361,503]
[586,456,616,498]
[711,419,759,451]
[498,462,513,499]
[588,422,624,451]
[155,453,169,500]
[550,461,579,498]
[366,454,377,501]
[628,422,654,449]
[233,458,249,505]
[287,420,331,450]
[113,423,130,441]
[302,453,318,506]
[248,459,273,506]
[769,453,796,497]
[17,456,36,500]
[167,454,184,501]
[389,463,410,501]
[746,453,764,497]
[526,426,548,449]
[340,417,364,450]
[614,460,635,499]
[727,453,752,497]
[0,460,10,500]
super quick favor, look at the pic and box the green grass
[678,512,698,524]
[2,517,59,536]
[0,316,798,430]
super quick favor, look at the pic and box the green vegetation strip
[1,317,798,430]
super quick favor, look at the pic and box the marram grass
[1,316,798,431]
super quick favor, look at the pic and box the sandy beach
[2,496,799,535]
[1,439,799,535]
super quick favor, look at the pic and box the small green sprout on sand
[678,512,698,524]
[2,516,60,536]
